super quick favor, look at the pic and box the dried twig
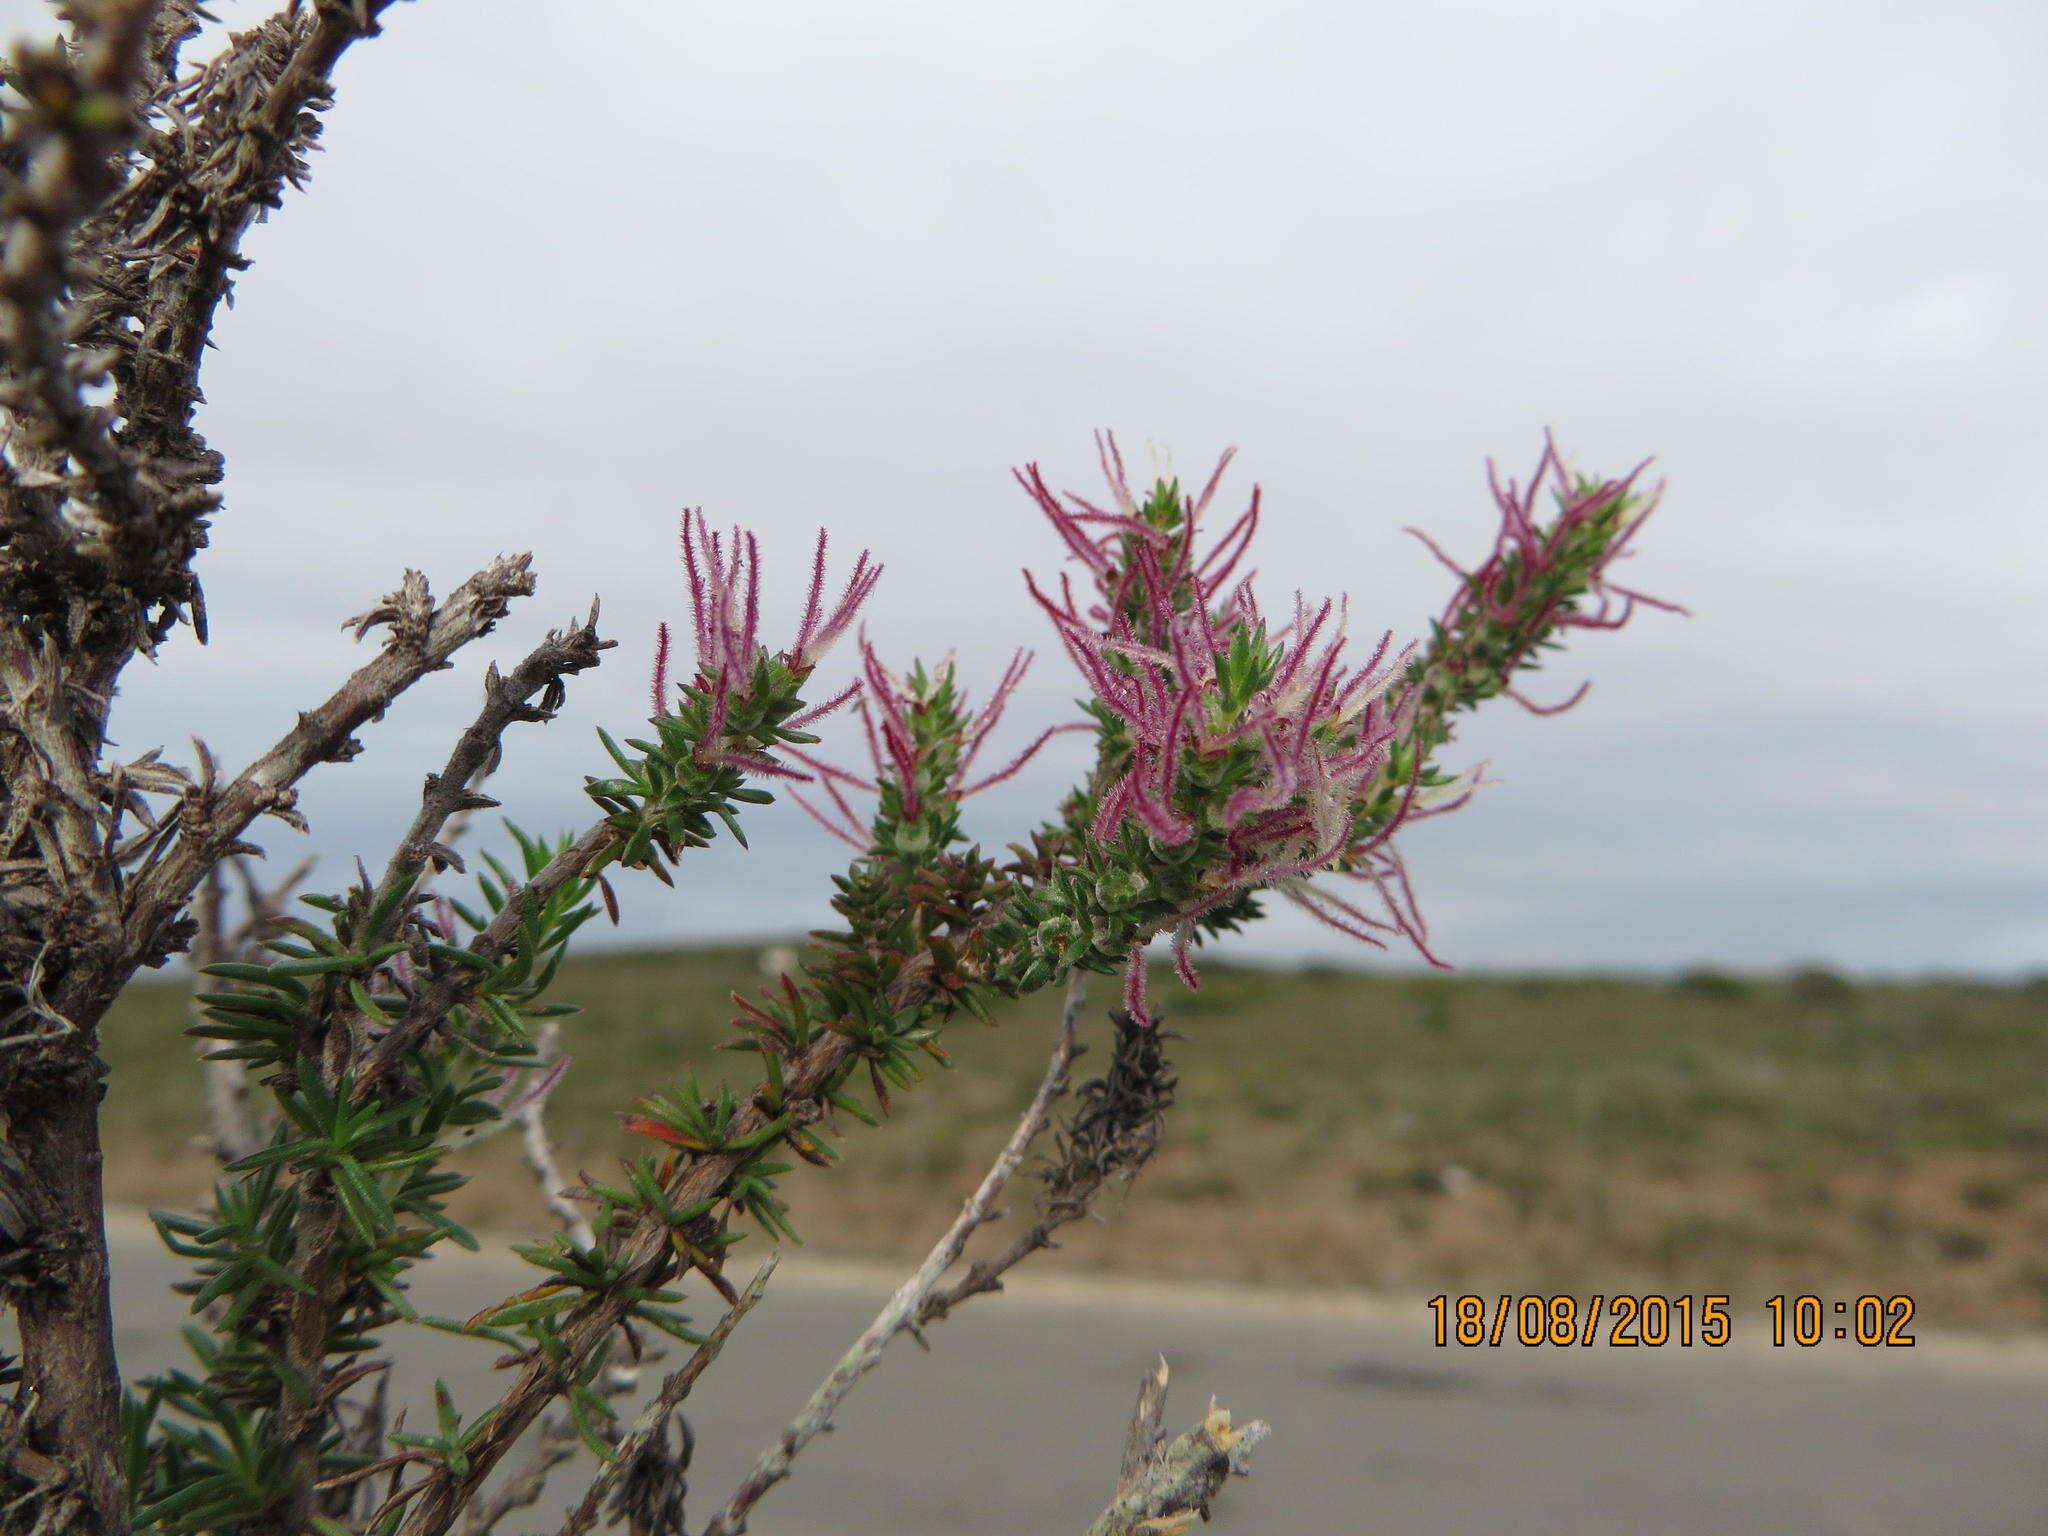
[920,1004,1177,1326]
[698,975,1087,1536]
[461,1355,639,1536]
[517,1022,593,1244]
[463,1433,579,1536]
[370,606,611,923]
[120,556,540,978]
[441,1017,619,1532]
[1086,1361,1269,1536]
[1117,1356,1172,1492]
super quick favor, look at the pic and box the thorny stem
[368,608,610,931]
[110,0,410,529]
[0,13,167,1522]
[115,557,541,992]
[0,0,163,551]
[263,614,610,1529]
[354,821,617,1096]
[0,4,428,1525]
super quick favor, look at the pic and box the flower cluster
[786,642,1080,854]
[590,511,883,875]
[1405,435,1681,721]
[650,509,882,770]
[1014,439,1444,1013]
[1012,433,1671,1021]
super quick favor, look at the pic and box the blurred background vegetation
[101,948,2048,1326]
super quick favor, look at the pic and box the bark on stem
[6,1049,123,1536]
[353,820,617,1096]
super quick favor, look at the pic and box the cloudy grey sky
[10,1,2043,976]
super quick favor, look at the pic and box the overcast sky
[9,0,2043,977]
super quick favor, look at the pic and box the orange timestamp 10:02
[1426,1294,1918,1348]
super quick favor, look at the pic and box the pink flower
[790,527,885,675]
[650,509,882,777]
[1031,444,1411,829]
[785,638,1084,850]
[1405,434,1683,715]
[654,512,882,706]
[1023,436,1451,997]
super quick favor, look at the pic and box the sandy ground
[103,1215,2048,1535]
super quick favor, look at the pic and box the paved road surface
[103,1221,2048,1535]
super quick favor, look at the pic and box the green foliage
[1673,966,1754,1001]
[1404,475,1649,734]
[129,824,604,1533]
[584,652,814,873]
[1787,964,1856,1007]
[125,1334,317,1533]
[387,1381,497,1481]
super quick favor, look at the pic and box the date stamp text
[1426,1294,1917,1348]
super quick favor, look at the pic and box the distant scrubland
[101,948,2048,1325]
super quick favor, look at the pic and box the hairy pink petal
[1092,775,1133,844]
[787,786,870,851]
[786,677,862,730]
[1505,680,1594,716]
[1189,447,1238,516]
[1096,430,1137,514]
[650,622,673,717]
[1194,486,1261,589]
[1122,943,1154,1027]
[781,746,877,793]
[792,527,830,660]
[959,649,1034,773]
[958,721,1085,799]
[1171,923,1200,990]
